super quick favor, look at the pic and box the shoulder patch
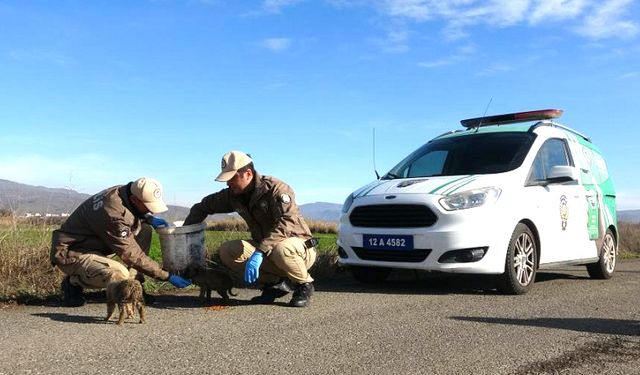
[119,227,131,238]
[280,194,291,204]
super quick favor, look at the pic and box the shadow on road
[450,316,640,336]
[314,268,590,296]
[31,312,106,324]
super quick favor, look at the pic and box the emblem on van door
[559,195,569,230]
[385,195,396,200]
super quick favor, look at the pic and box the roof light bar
[460,109,563,128]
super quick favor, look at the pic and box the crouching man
[183,151,317,307]
[50,177,192,307]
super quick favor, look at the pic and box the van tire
[498,223,537,295]
[350,266,392,284]
[586,229,616,279]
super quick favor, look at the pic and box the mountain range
[1,178,638,223]
[0,179,342,222]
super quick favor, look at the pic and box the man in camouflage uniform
[183,151,317,307]
[50,177,191,307]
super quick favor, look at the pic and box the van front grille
[349,204,437,228]
[352,247,431,262]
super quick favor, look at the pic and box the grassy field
[1,219,639,302]
[0,222,338,302]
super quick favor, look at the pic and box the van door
[573,142,612,257]
[525,138,589,264]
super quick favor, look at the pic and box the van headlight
[439,187,501,211]
[342,194,355,213]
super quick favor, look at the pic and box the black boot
[61,277,86,307]
[289,282,314,308]
[250,279,292,304]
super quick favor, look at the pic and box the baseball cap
[131,177,168,214]
[215,151,253,182]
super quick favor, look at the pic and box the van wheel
[498,223,537,295]
[586,229,616,279]
[350,266,391,284]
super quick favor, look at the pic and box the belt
[304,238,319,249]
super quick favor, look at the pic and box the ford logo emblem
[385,195,396,200]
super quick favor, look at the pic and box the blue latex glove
[168,274,191,288]
[244,250,264,284]
[147,215,170,229]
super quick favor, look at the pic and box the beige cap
[215,150,253,182]
[131,177,168,214]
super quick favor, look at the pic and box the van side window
[529,138,572,182]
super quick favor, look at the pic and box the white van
[337,109,618,294]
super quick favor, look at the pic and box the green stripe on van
[444,176,477,195]
[429,175,471,194]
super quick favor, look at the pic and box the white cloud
[529,0,588,24]
[382,0,434,21]
[487,0,530,26]
[373,29,411,53]
[576,0,638,39]
[263,0,304,13]
[373,0,638,41]
[620,72,638,79]
[262,37,292,51]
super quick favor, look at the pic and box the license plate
[363,234,414,250]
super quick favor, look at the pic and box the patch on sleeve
[280,194,291,204]
[119,227,131,238]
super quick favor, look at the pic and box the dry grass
[619,222,640,258]
[0,222,63,302]
[0,217,339,302]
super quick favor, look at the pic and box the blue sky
[1,0,639,210]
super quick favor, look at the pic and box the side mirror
[547,165,578,183]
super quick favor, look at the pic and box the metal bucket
[156,223,207,274]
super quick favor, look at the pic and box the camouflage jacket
[183,173,312,255]
[50,184,169,281]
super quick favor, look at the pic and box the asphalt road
[2,260,639,375]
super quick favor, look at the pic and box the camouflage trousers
[56,225,151,289]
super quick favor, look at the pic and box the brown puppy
[189,266,237,303]
[105,269,146,325]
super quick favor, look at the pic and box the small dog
[105,269,146,325]
[189,266,237,303]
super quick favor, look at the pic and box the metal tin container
[156,222,207,274]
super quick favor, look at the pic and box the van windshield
[383,132,536,179]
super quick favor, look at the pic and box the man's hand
[244,250,264,284]
[168,274,191,288]
[147,215,170,229]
